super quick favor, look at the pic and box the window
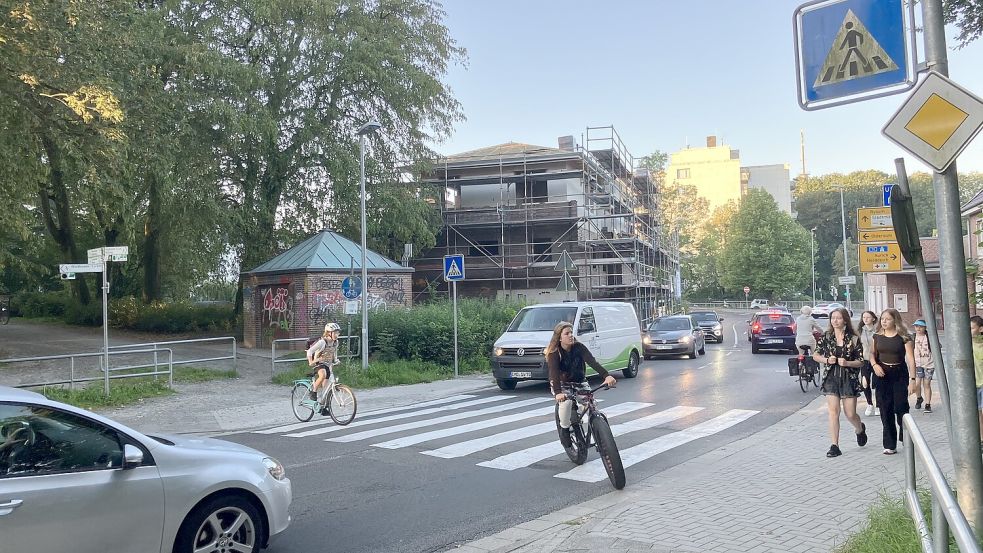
[676,168,690,179]
[507,307,578,332]
[469,241,499,257]
[531,241,551,263]
[578,308,597,334]
[1,404,124,477]
[517,179,549,204]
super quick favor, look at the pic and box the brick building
[241,230,413,348]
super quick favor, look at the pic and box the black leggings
[875,363,910,450]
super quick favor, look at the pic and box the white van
[490,301,642,391]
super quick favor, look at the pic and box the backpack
[306,336,320,350]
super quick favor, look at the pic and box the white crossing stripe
[421,402,654,459]
[284,396,511,438]
[554,409,759,483]
[326,397,552,443]
[477,406,704,471]
[373,405,559,449]
[256,394,479,435]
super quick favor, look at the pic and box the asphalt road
[224,309,820,553]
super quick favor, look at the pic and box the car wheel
[751,343,759,354]
[622,351,639,378]
[175,494,264,553]
[496,378,517,391]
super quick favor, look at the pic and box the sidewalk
[452,394,955,553]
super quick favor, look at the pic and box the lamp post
[357,120,381,371]
[835,186,851,312]
[810,227,817,305]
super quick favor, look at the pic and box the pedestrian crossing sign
[794,0,915,110]
[443,255,465,281]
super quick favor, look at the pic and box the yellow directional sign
[859,242,902,272]
[858,228,897,243]
[857,207,892,230]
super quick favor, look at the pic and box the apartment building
[743,163,793,214]
[665,136,743,213]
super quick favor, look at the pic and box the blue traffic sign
[883,184,894,206]
[794,0,914,110]
[342,276,362,299]
[443,255,465,281]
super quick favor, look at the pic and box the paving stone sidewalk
[452,394,955,553]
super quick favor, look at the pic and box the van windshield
[507,307,578,332]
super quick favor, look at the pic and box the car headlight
[643,336,651,344]
[494,347,504,356]
[680,336,692,344]
[713,323,722,330]
[263,457,286,481]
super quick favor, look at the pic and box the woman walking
[858,310,880,416]
[870,308,917,455]
[812,307,868,457]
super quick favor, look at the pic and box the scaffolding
[412,126,680,324]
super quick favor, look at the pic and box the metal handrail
[2,348,174,391]
[109,336,237,375]
[271,335,359,378]
[902,414,981,552]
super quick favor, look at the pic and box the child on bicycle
[306,322,341,402]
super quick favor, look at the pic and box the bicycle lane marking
[325,397,552,443]
[554,409,759,483]
[477,406,704,471]
[421,402,652,459]
[281,396,509,438]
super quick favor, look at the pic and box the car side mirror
[123,443,144,469]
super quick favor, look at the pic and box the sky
[434,1,983,177]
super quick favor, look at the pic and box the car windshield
[691,313,718,322]
[649,318,690,331]
[507,307,578,332]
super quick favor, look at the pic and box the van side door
[576,308,600,370]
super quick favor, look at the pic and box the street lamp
[810,227,817,305]
[357,119,381,371]
[835,186,852,312]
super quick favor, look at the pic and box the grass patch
[173,366,237,383]
[272,358,490,389]
[35,366,236,409]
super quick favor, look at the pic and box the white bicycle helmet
[324,322,341,333]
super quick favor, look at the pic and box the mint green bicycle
[291,363,357,425]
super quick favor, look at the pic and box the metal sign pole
[452,280,459,378]
[102,255,110,396]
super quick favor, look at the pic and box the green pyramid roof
[245,230,411,274]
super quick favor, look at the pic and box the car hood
[145,433,267,457]
[495,331,551,348]
[647,330,691,340]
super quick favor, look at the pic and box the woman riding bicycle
[795,305,824,353]
[306,322,341,402]
[546,322,616,444]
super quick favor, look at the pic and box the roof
[244,230,412,274]
[962,188,983,216]
[442,142,566,163]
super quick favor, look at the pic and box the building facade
[665,136,743,213]
[743,163,793,214]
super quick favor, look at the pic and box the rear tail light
[751,323,761,333]
[791,323,797,333]
[797,354,804,361]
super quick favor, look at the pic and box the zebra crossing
[257,394,759,482]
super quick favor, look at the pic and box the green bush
[14,291,70,318]
[109,299,235,333]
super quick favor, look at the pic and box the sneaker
[308,390,317,401]
[864,405,874,416]
[915,397,924,410]
[857,423,868,447]
[874,408,881,416]
[883,448,897,455]
[826,444,842,457]
[924,404,932,413]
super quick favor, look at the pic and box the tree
[720,190,811,298]
[945,0,983,46]
[639,150,709,252]
[682,202,736,300]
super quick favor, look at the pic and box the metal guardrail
[109,336,237,375]
[1,348,174,391]
[271,335,360,378]
[902,414,981,553]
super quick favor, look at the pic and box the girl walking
[813,307,868,457]
[870,308,917,454]
[858,310,880,416]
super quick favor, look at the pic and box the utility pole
[923,0,983,534]
[810,227,817,305]
[838,187,851,311]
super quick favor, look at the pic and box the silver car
[0,386,291,553]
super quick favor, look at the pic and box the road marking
[732,324,741,348]
[279,396,508,438]
[326,397,552,443]
[477,406,704,471]
[420,402,653,459]
[554,409,759,483]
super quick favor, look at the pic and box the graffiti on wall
[306,274,408,326]
[260,285,294,348]
[368,275,406,305]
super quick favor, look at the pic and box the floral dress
[816,330,863,398]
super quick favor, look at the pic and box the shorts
[916,366,936,380]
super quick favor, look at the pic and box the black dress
[816,331,863,398]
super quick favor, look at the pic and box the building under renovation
[411,126,680,324]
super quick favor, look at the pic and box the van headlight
[642,336,651,344]
[494,347,504,357]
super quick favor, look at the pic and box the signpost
[743,286,750,304]
[857,229,897,243]
[82,246,128,395]
[859,243,902,272]
[443,255,465,377]
[838,275,857,285]
[883,184,894,206]
[342,276,362,300]
[553,250,578,300]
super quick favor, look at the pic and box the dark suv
[748,311,796,354]
[689,310,724,343]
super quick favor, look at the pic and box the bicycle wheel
[291,382,315,422]
[0,309,8,325]
[591,414,626,490]
[327,384,357,426]
[799,372,810,393]
[555,403,588,465]
[813,365,821,387]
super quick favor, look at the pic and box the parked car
[748,311,796,354]
[812,302,853,318]
[689,310,724,343]
[643,315,706,359]
[0,386,291,553]
[749,298,770,309]
[491,301,642,390]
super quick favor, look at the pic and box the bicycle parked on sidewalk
[0,295,10,325]
[788,345,821,393]
[291,361,357,425]
[554,382,626,490]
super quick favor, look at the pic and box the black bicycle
[554,382,626,490]
[0,302,8,325]
[789,345,821,393]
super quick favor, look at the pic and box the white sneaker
[874,408,881,416]
[864,405,874,416]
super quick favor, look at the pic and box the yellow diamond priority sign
[883,71,983,172]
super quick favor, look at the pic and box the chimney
[558,135,577,151]
[706,135,717,148]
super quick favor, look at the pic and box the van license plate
[510,371,532,378]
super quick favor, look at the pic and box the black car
[748,311,796,354]
[689,310,724,343]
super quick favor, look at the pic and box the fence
[271,334,360,378]
[1,348,174,392]
[109,337,237,375]
[902,415,981,552]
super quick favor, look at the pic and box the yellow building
[666,136,744,213]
